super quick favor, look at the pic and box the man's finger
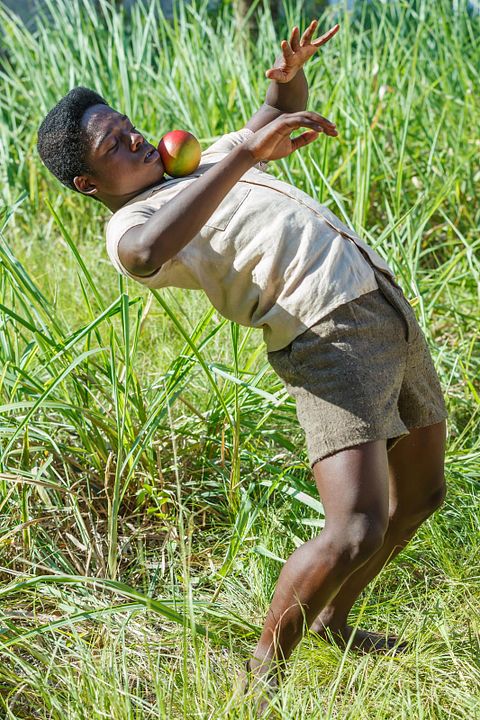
[290,130,320,151]
[289,25,300,51]
[282,111,337,131]
[300,19,318,47]
[289,26,301,52]
[265,67,289,81]
[317,116,337,130]
[311,23,340,47]
[281,40,294,58]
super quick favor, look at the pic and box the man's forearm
[140,144,257,270]
[265,62,308,113]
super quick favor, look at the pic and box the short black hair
[37,86,107,194]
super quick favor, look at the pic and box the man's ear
[73,175,98,196]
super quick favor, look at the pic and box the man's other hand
[265,21,340,84]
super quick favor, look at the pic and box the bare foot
[310,624,409,653]
[236,659,281,716]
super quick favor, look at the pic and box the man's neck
[103,178,166,212]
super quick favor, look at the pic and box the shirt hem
[264,280,380,353]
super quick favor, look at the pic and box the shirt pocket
[204,186,251,231]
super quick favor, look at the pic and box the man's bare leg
[310,420,447,651]
[248,439,391,687]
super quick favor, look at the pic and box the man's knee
[390,471,446,534]
[324,513,387,575]
[427,479,447,514]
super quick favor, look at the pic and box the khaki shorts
[267,268,448,468]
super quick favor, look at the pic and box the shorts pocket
[204,186,251,231]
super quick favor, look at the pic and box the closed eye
[108,125,139,152]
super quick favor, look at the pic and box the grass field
[0,0,479,717]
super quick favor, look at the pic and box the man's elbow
[118,230,162,277]
[133,244,164,276]
[132,256,162,277]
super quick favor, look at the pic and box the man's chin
[130,169,166,195]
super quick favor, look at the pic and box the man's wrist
[232,141,262,167]
[265,66,308,113]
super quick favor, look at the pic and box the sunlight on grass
[0,0,479,717]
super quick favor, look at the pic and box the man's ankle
[248,653,286,681]
[310,606,348,634]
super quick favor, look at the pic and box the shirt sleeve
[105,202,168,288]
[202,127,269,172]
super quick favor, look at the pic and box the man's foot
[310,624,409,654]
[236,659,280,716]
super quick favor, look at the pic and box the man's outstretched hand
[265,20,340,84]
[244,110,338,164]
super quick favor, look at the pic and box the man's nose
[129,131,145,151]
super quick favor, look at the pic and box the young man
[38,20,447,692]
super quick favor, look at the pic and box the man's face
[74,104,165,207]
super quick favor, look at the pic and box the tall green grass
[0,0,479,717]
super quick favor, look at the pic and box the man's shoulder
[105,178,191,236]
[105,195,158,244]
[202,127,271,173]
[202,127,254,158]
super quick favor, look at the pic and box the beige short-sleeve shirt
[105,127,395,352]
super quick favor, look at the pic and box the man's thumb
[290,130,319,152]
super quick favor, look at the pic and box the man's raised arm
[245,20,339,132]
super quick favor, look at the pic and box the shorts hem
[309,429,409,469]
[400,410,448,434]
[309,411,448,469]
